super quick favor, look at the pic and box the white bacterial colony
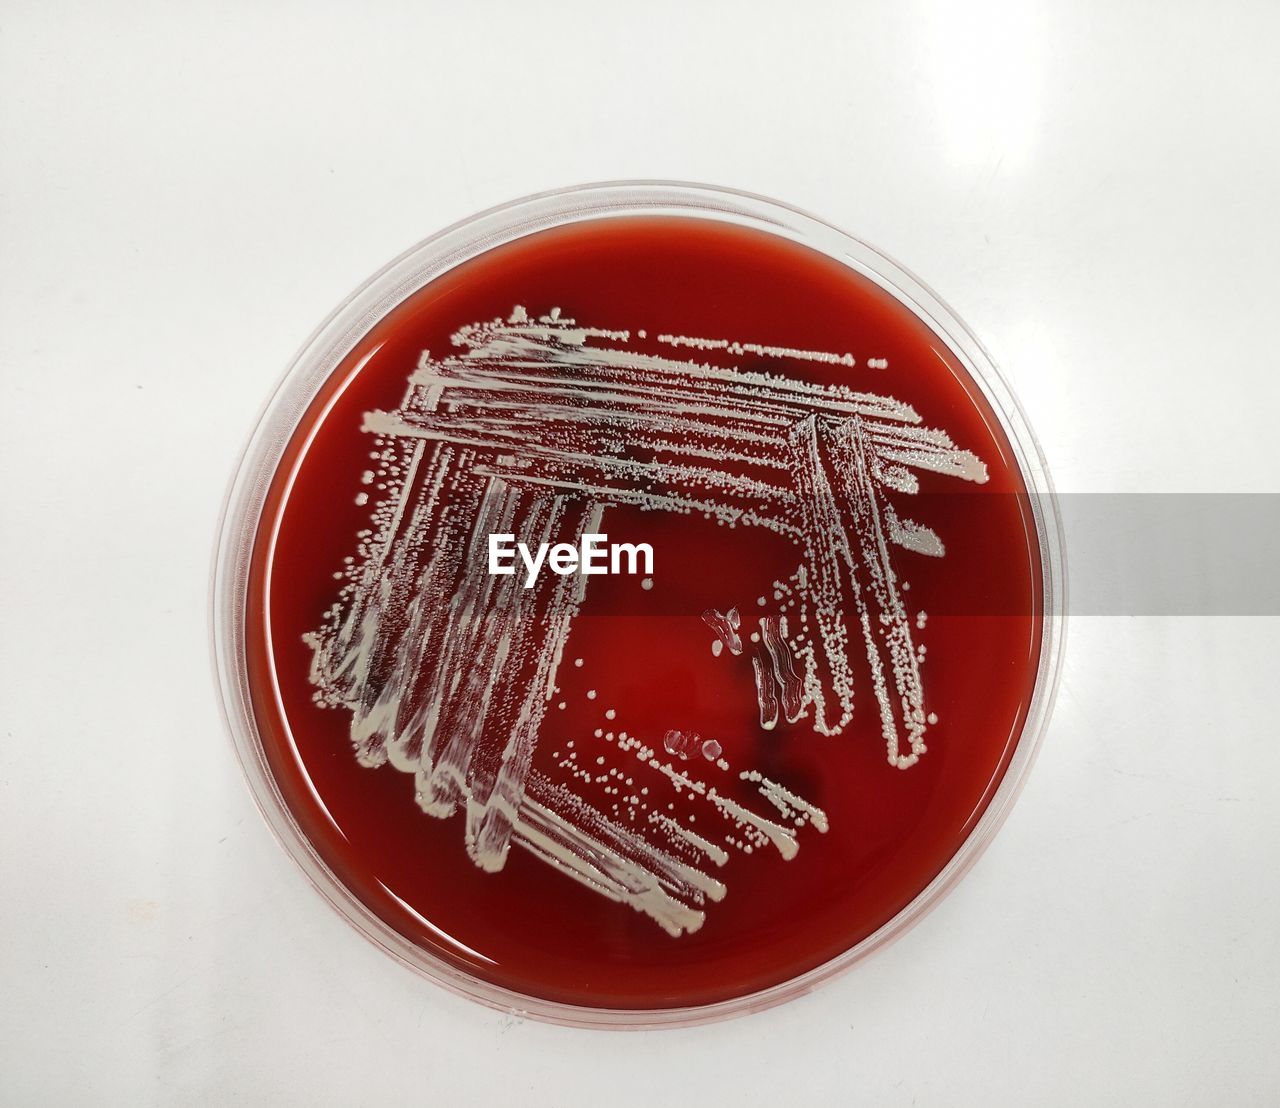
[303,307,986,935]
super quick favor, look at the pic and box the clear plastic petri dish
[211,181,1066,1029]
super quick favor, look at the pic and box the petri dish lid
[212,182,1066,1028]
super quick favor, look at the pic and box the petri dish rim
[210,180,1067,1030]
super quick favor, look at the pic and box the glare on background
[918,0,1046,175]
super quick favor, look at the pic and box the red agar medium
[243,216,1043,1011]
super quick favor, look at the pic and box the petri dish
[211,182,1066,1028]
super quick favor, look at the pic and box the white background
[2,2,1278,1104]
